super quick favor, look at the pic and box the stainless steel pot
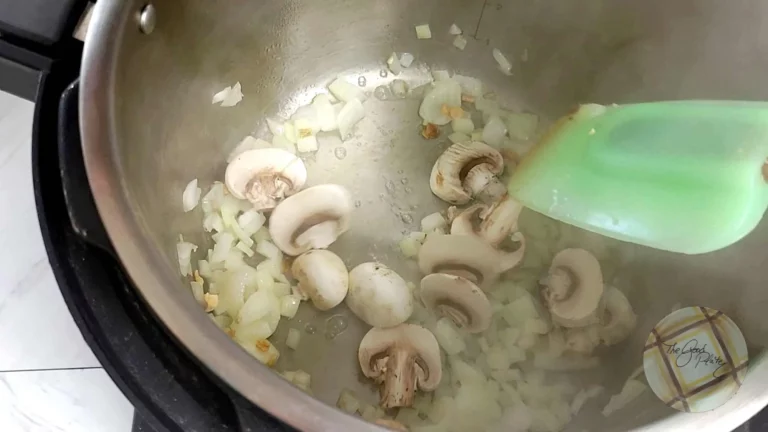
[80,0,768,430]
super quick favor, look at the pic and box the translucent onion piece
[280,295,301,318]
[329,77,367,103]
[419,79,461,125]
[453,35,467,51]
[448,132,470,144]
[449,23,462,35]
[451,117,475,135]
[182,179,201,212]
[387,52,402,75]
[313,94,338,132]
[505,112,539,140]
[220,82,244,107]
[400,53,415,68]
[337,389,362,414]
[266,117,284,136]
[390,79,408,98]
[483,115,508,147]
[176,241,197,276]
[296,135,319,153]
[415,24,432,39]
[337,98,365,138]
[255,239,281,260]
[420,212,447,232]
[492,49,513,76]
[399,237,421,258]
[286,328,301,350]
[435,317,466,355]
[432,70,451,81]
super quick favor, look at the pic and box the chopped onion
[177,240,198,276]
[280,295,301,318]
[362,404,384,422]
[220,82,244,107]
[212,86,231,104]
[415,24,432,39]
[238,339,279,367]
[399,237,421,258]
[524,318,550,335]
[233,320,273,343]
[492,49,513,76]
[409,231,427,242]
[400,53,415,68]
[266,117,284,136]
[198,260,212,278]
[432,70,451,81]
[238,288,280,325]
[390,79,408,98]
[293,369,311,389]
[419,79,462,125]
[435,317,466,355]
[225,250,245,270]
[182,179,201,212]
[312,94,338,132]
[453,35,467,51]
[255,239,281,260]
[328,77,366,103]
[483,115,508,147]
[296,135,319,153]
[211,232,234,263]
[190,280,204,304]
[387,52,402,75]
[236,241,255,257]
[286,328,301,350]
[271,282,291,298]
[471,128,484,141]
[449,23,462,35]
[448,132,470,144]
[505,112,539,140]
[237,210,266,235]
[451,118,475,135]
[201,182,225,213]
[203,212,225,233]
[226,136,271,163]
[420,212,447,232]
[283,122,298,143]
[602,379,647,417]
[453,75,484,99]
[271,134,296,154]
[337,98,365,138]
[337,389,361,414]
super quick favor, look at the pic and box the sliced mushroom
[225,148,307,211]
[358,324,442,408]
[598,287,637,345]
[420,273,492,333]
[346,263,413,328]
[540,248,604,328]
[268,184,352,256]
[429,141,504,205]
[451,194,523,247]
[291,250,348,311]
[418,234,524,290]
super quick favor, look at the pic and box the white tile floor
[0,91,133,431]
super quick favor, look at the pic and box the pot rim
[79,1,768,431]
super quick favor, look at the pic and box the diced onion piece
[387,52,402,75]
[221,82,244,107]
[602,379,647,417]
[435,317,466,355]
[483,115,508,147]
[453,35,467,51]
[190,280,204,304]
[449,23,462,35]
[399,237,422,258]
[294,369,311,389]
[211,232,234,263]
[209,313,231,330]
[415,24,432,39]
[201,182,225,213]
[212,86,231,104]
[271,134,296,154]
[283,122,298,143]
[237,210,266,235]
[296,135,319,153]
[177,241,198,276]
[286,328,301,350]
[453,75,484,98]
[400,53,415,68]
[390,79,408,98]
[452,117,475,135]
[254,269,275,293]
[432,70,451,81]
[255,239,281,260]
[238,289,280,325]
[337,98,365,138]
[524,318,550,335]
[419,79,462,125]
[448,132,470,144]
[361,404,383,422]
[225,250,245,270]
[421,212,447,232]
[313,94,338,132]
[328,77,366,103]
[486,346,512,371]
[203,212,225,233]
[182,179,201,212]
[238,339,280,367]
[409,231,427,242]
[236,241,255,257]
[271,282,291,297]
[337,389,362,414]
[505,112,539,140]
[468,130,483,142]
[492,49,513,76]
[198,260,212,278]
[280,295,302,318]
[203,293,218,312]
[266,117,284,136]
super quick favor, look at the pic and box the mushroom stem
[481,195,523,245]
[295,220,340,250]
[380,349,420,408]
[245,175,292,210]
[545,267,574,301]
[497,233,526,272]
[437,304,470,328]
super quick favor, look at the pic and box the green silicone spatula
[507,102,768,254]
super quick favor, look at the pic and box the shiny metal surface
[80,0,768,430]
[137,3,155,35]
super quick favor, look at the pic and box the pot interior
[101,0,768,430]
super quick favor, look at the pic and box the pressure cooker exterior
[80,0,768,430]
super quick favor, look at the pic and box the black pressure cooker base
[31,63,292,431]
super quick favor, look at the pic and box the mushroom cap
[225,148,307,210]
[450,194,523,247]
[346,262,413,328]
[291,250,349,311]
[418,234,523,290]
[598,286,637,345]
[420,273,492,333]
[541,248,604,328]
[358,324,442,390]
[429,141,504,205]
[268,184,352,256]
